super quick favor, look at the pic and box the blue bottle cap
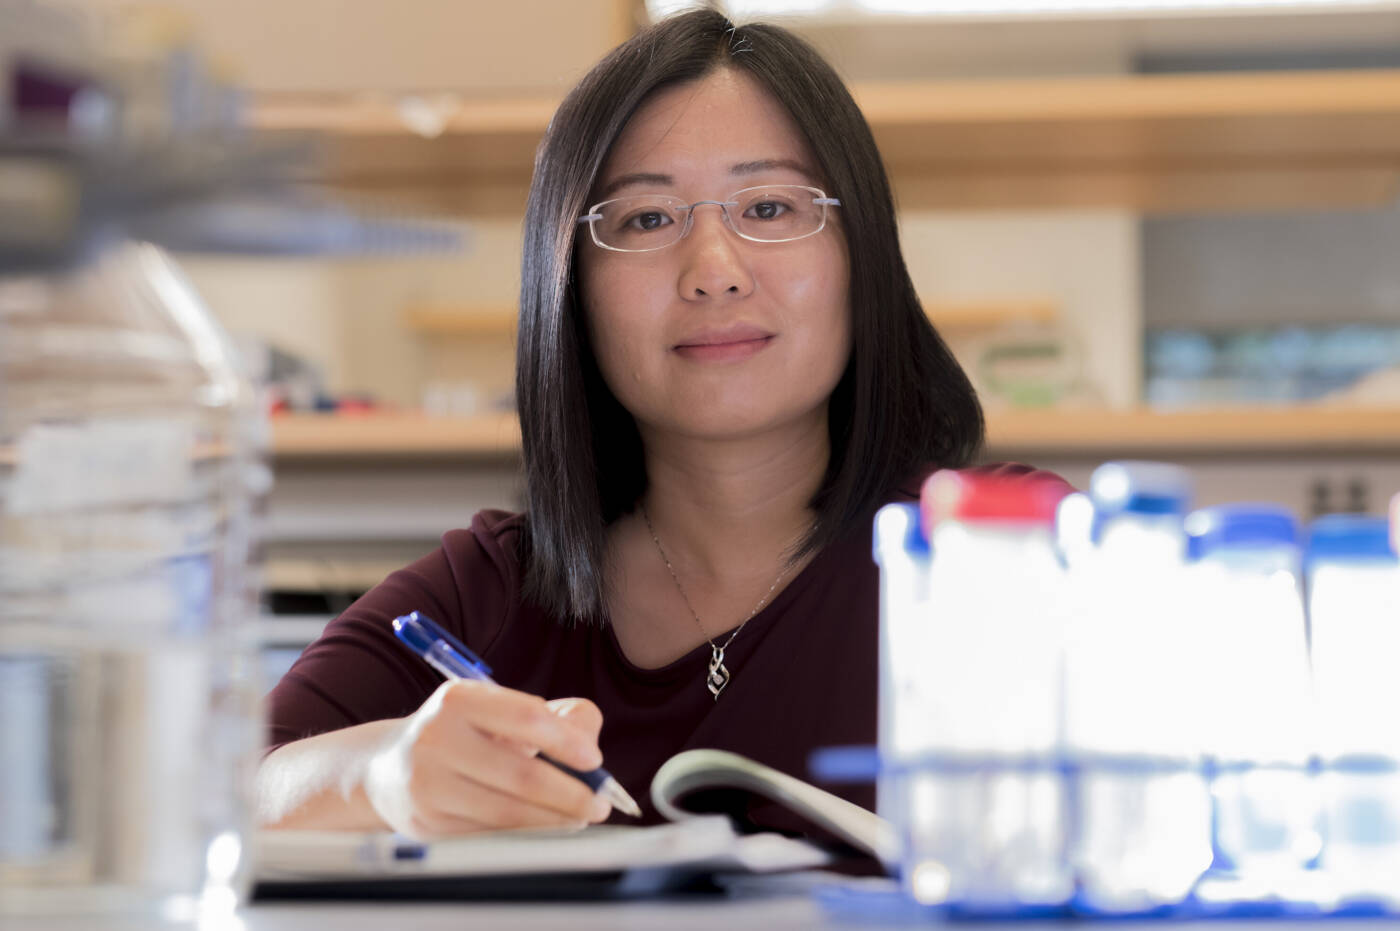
[1306,514,1397,564]
[1090,460,1192,517]
[1090,461,1191,544]
[873,502,929,561]
[1185,504,1299,561]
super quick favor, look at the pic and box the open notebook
[254,748,896,899]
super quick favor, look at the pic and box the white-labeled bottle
[1184,505,1321,905]
[882,469,1073,912]
[1063,461,1213,913]
[1306,513,1400,906]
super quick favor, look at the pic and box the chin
[669,401,830,442]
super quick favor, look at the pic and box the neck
[636,410,828,581]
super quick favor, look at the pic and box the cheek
[784,245,852,367]
[827,245,853,360]
[580,260,656,393]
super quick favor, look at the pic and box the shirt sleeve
[263,516,517,754]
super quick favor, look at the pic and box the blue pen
[392,611,642,819]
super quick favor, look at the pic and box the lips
[673,324,774,351]
[672,325,775,363]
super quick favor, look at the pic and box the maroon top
[266,463,1070,832]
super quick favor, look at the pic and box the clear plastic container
[1306,513,1400,906]
[872,500,928,838]
[0,239,266,918]
[2,2,453,918]
[876,469,1073,912]
[1184,505,1321,905]
[1062,462,1213,913]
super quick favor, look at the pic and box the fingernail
[591,797,612,821]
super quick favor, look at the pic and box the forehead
[596,69,816,187]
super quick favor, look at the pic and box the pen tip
[604,779,643,819]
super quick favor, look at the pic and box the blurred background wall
[61,0,1400,666]
[73,0,1400,416]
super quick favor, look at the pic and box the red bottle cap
[921,468,1070,531]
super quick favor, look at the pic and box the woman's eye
[746,200,790,221]
[623,211,673,231]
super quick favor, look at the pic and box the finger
[438,680,603,772]
[425,770,605,833]
[438,721,611,824]
[546,697,604,743]
[467,703,597,766]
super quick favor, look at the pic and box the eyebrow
[593,158,818,201]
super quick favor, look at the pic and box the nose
[676,203,755,302]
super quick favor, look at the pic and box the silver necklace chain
[640,504,789,700]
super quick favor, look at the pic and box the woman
[257,9,1001,839]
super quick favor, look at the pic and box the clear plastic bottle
[1063,461,1213,913]
[1184,505,1321,905]
[880,469,1073,912]
[872,499,930,838]
[1306,513,1400,906]
[0,238,265,918]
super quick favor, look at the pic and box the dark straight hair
[516,8,984,623]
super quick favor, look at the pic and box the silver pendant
[707,646,730,699]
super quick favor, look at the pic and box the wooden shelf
[403,304,517,336]
[927,300,1058,330]
[270,411,520,458]
[986,405,1400,455]
[264,559,406,592]
[268,406,1400,460]
[249,69,1400,212]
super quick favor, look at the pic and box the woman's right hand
[363,680,613,839]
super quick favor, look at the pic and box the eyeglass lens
[592,186,828,251]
